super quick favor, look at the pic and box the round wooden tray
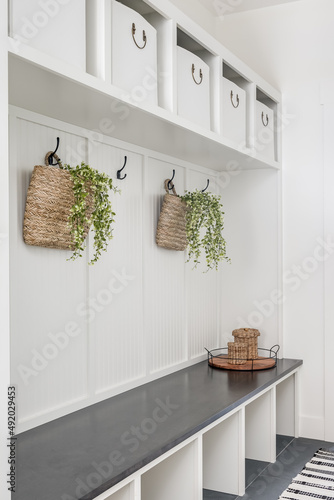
[208,354,276,371]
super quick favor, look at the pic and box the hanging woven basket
[23,152,93,250]
[156,180,188,251]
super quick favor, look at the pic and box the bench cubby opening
[203,409,244,496]
[245,389,276,463]
[276,373,297,439]
[102,482,134,500]
[141,439,201,500]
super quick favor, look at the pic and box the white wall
[220,168,281,350]
[192,0,334,440]
[323,94,334,442]
[217,0,334,92]
[168,0,219,39]
[283,82,325,439]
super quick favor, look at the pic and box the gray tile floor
[203,435,334,500]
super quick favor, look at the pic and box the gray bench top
[16,357,302,500]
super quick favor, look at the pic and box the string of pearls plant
[180,189,230,271]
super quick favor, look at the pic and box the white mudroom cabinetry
[1,0,287,499]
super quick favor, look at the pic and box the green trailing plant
[61,162,119,265]
[180,189,230,271]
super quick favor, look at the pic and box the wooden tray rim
[208,354,277,371]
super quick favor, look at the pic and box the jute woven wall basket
[23,153,93,250]
[156,180,188,251]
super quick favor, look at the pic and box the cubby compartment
[276,374,296,440]
[111,0,158,106]
[176,29,219,132]
[245,390,276,463]
[141,440,200,500]
[102,482,134,500]
[255,88,278,161]
[87,0,173,110]
[8,0,86,70]
[203,411,244,496]
[221,62,252,148]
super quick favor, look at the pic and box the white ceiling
[197,0,302,16]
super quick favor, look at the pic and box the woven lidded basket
[232,328,260,360]
[156,180,188,251]
[228,341,247,365]
[23,154,93,250]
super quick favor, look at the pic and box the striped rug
[279,449,334,499]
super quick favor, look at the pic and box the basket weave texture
[228,342,247,365]
[232,328,260,360]
[156,180,188,251]
[23,160,93,250]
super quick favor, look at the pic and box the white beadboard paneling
[144,158,187,373]
[219,169,280,349]
[89,143,145,393]
[185,171,219,358]
[9,116,89,429]
[8,107,225,430]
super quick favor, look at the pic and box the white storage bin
[9,0,86,70]
[221,77,246,146]
[111,1,158,106]
[255,101,275,160]
[177,46,210,129]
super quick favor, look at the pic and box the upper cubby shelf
[7,0,281,171]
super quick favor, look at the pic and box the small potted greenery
[61,162,119,265]
[180,189,230,271]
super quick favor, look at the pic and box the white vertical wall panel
[219,169,279,349]
[186,171,219,358]
[89,143,145,393]
[323,100,334,442]
[144,158,187,373]
[9,116,89,427]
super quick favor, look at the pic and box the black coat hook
[48,137,61,165]
[202,179,210,192]
[167,169,175,190]
[117,156,127,180]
